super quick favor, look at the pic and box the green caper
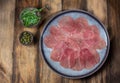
[20,31,33,45]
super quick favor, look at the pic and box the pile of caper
[19,31,33,45]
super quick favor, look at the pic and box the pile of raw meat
[44,16,106,71]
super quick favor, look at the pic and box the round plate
[40,10,110,79]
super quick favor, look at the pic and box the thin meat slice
[80,25,100,40]
[89,49,100,64]
[58,16,76,32]
[50,49,62,61]
[65,38,80,50]
[44,26,66,48]
[44,34,57,48]
[71,26,99,40]
[72,56,84,71]
[90,25,99,35]
[60,55,69,68]
[86,49,100,69]
[60,51,70,68]
[69,53,76,68]
[72,48,100,70]
[53,34,66,42]
[79,48,100,69]
[49,26,63,36]
[79,40,90,49]
[81,28,95,40]
[50,41,66,61]
[70,31,83,41]
[60,48,76,68]
[84,36,106,49]
[94,38,106,49]
[75,17,89,29]
[49,26,68,41]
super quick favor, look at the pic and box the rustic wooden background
[0,0,120,83]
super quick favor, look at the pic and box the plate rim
[39,9,110,79]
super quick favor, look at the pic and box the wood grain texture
[62,0,81,10]
[0,0,15,83]
[87,0,108,24]
[107,0,120,83]
[40,0,63,83]
[13,0,41,83]
[0,0,120,83]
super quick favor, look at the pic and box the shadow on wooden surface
[107,0,120,83]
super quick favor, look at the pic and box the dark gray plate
[40,10,110,79]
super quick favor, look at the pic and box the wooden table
[0,0,120,83]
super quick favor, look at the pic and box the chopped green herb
[20,8,41,27]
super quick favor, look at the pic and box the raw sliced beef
[65,38,80,50]
[58,16,76,32]
[50,41,66,61]
[50,26,63,36]
[60,48,76,68]
[75,17,89,29]
[81,28,95,40]
[90,25,99,35]
[44,34,57,48]
[51,49,61,61]
[79,48,100,69]
[94,38,106,49]
[84,36,106,49]
[44,16,106,71]
[72,58,84,71]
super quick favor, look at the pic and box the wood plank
[0,0,15,83]
[86,0,108,83]
[40,0,62,83]
[62,0,88,11]
[107,0,120,83]
[87,0,108,25]
[12,0,41,83]
[62,0,81,10]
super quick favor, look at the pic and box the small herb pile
[20,8,41,27]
